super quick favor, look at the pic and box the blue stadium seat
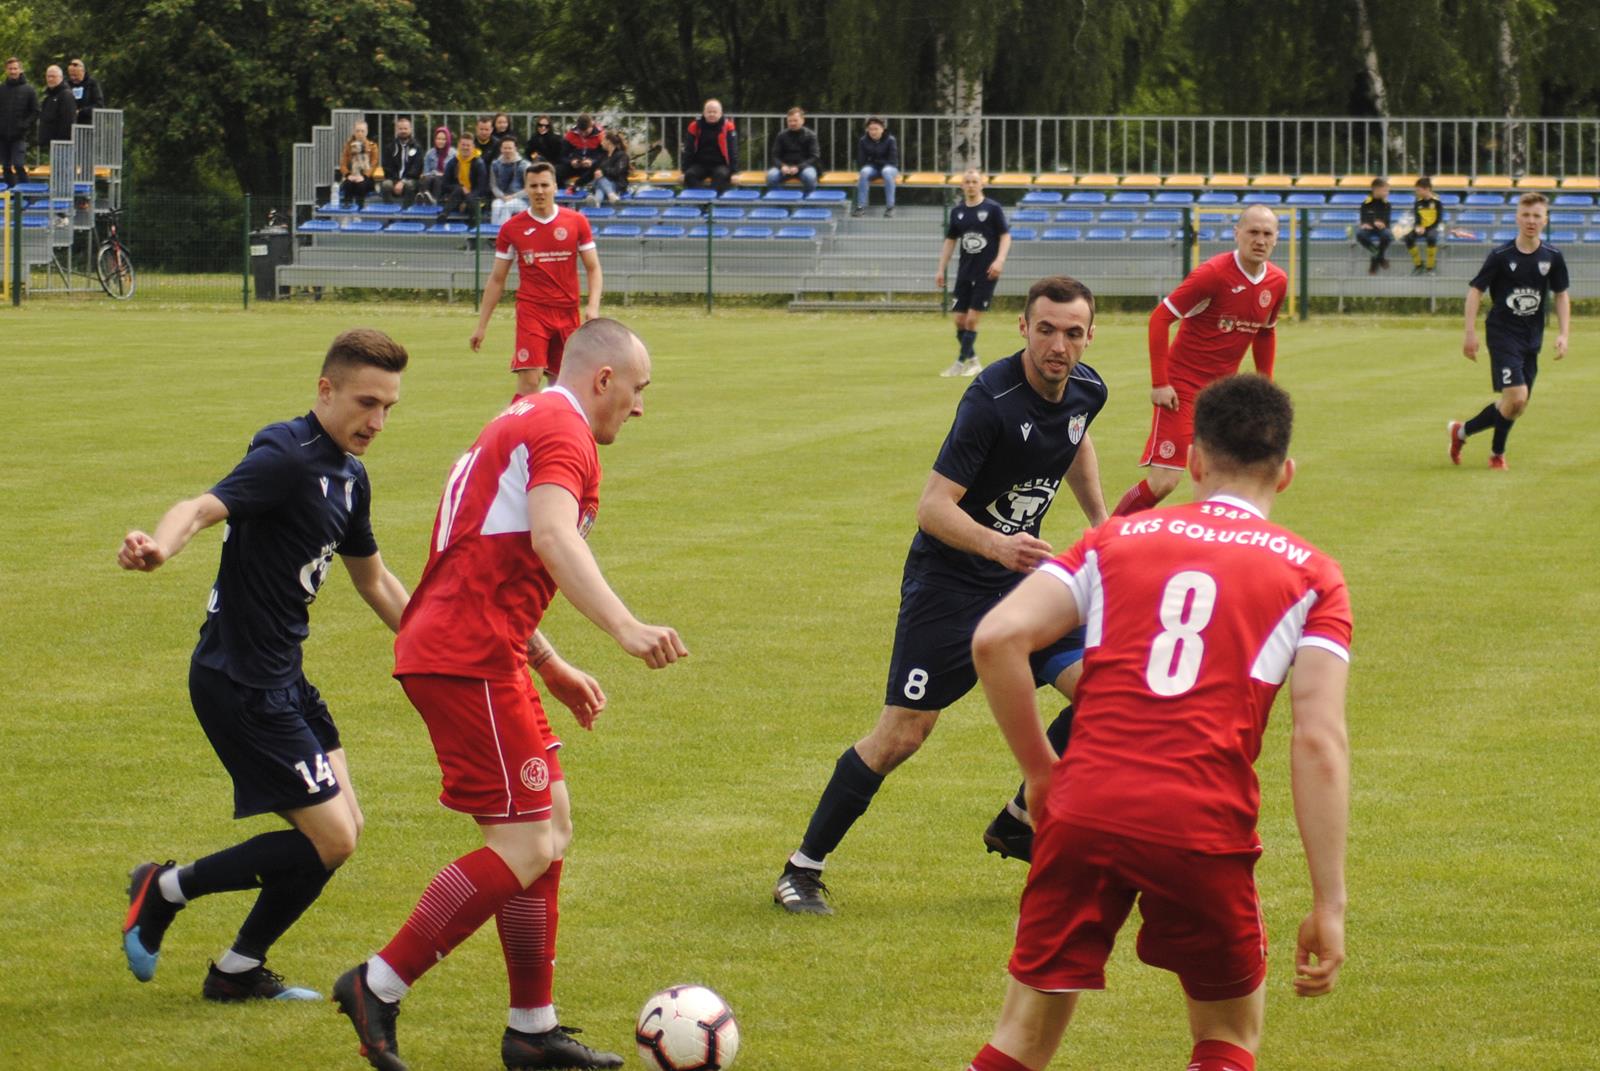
[341,218,384,232]
[22,215,48,228]
[1020,191,1064,205]
[1129,227,1172,240]
[618,206,660,220]
[385,221,427,233]
[710,205,745,220]
[363,203,402,215]
[1498,211,1520,225]
[1465,192,1506,206]
[1009,227,1037,241]
[762,188,804,202]
[1456,210,1495,225]
[1041,227,1081,240]
[720,188,761,201]
[1099,208,1138,223]
[0,182,7,192]
[1389,192,1415,205]
[1435,192,1462,205]
[1491,229,1516,242]
[775,226,817,239]
[476,222,500,238]
[74,182,92,195]
[661,205,701,220]
[1286,192,1326,205]
[1054,209,1094,222]
[298,218,337,232]
[1194,228,1217,241]
[1110,191,1151,204]
[580,206,616,219]
[1329,192,1365,205]
[1085,227,1128,240]
[428,222,469,234]
[678,188,718,202]
[643,225,685,238]
[805,189,848,203]
[1154,191,1195,204]
[554,189,585,204]
[628,187,674,201]
[1317,209,1359,223]
[732,225,773,239]
[1197,192,1238,205]
[601,224,643,237]
[1240,192,1282,204]
[687,224,730,237]
[1143,208,1182,223]
[1553,194,1594,207]
[319,202,358,215]
[13,182,47,194]
[1309,227,1348,241]
[748,206,789,221]
[1066,190,1107,204]
[401,203,436,217]
[1583,230,1600,242]
[1550,230,1578,244]
[1012,209,1050,223]
[790,207,830,221]
[1549,210,1584,225]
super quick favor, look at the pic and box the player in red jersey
[472,161,603,397]
[1112,205,1286,517]
[332,319,687,1071]
[963,375,1350,1071]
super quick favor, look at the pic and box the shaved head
[556,318,653,444]
[557,318,646,381]
[1238,203,1279,230]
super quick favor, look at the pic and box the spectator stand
[9,108,125,297]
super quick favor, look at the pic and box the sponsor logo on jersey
[1020,422,1033,441]
[961,232,988,255]
[523,226,537,236]
[984,477,1060,533]
[554,227,568,241]
[298,541,338,601]
[1539,259,1551,276]
[1230,285,1246,293]
[1507,288,1542,315]
[1068,413,1087,445]
[1219,316,1236,332]
[520,757,550,792]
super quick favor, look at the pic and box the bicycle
[91,205,136,299]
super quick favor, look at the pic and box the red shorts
[512,306,580,377]
[1009,820,1267,1001]
[398,674,564,822]
[1138,395,1195,470]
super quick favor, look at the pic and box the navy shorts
[189,661,344,819]
[1488,336,1538,392]
[952,272,999,313]
[883,575,1085,711]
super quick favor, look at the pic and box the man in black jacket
[1,57,40,188]
[682,98,739,193]
[766,107,820,194]
[38,65,77,149]
[381,116,425,206]
[66,58,105,125]
[1357,177,1392,275]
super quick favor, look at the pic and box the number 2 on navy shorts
[1489,346,1535,390]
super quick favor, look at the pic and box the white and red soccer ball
[635,985,740,1071]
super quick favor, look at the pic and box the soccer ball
[635,984,740,1071]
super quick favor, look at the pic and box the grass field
[2,302,1597,1070]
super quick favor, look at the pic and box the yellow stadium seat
[1472,175,1514,189]
[1429,174,1471,189]
[733,170,766,185]
[902,171,950,187]
[1559,175,1600,190]
[946,172,992,185]
[987,172,1034,187]
[1294,174,1336,188]
[1032,173,1076,188]
[1121,173,1163,188]
[1336,174,1375,189]
[818,170,859,186]
[1515,175,1557,190]
[1251,174,1294,188]
[1388,174,1419,188]
[1163,173,1207,188]
[648,170,683,184]
[1208,173,1249,188]
[1076,173,1119,188]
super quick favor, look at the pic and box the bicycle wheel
[97,243,136,299]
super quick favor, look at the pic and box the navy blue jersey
[906,352,1107,594]
[191,412,378,688]
[1471,240,1569,350]
[947,198,1009,279]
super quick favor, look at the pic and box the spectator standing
[38,65,76,149]
[381,116,424,206]
[0,57,38,188]
[66,58,104,125]
[437,131,488,224]
[766,107,820,194]
[592,130,631,205]
[417,125,454,206]
[526,115,564,169]
[682,99,738,193]
[561,113,604,192]
[1357,177,1392,274]
[337,121,378,209]
[854,116,899,217]
[490,134,532,224]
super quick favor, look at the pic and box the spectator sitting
[1405,175,1444,274]
[65,58,104,126]
[526,114,564,168]
[561,112,604,192]
[417,124,454,205]
[490,133,532,224]
[489,111,513,156]
[437,130,488,224]
[381,115,425,206]
[766,106,820,194]
[473,116,495,161]
[591,130,631,205]
[338,120,378,208]
[854,116,899,217]
[1357,177,1392,274]
[682,98,738,193]
[0,57,38,189]
[38,65,76,149]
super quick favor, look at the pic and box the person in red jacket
[682,98,739,193]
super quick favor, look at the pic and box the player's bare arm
[1062,433,1107,527]
[580,246,603,321]
[1554,289,1571,358]
[915,471,1052,573]
[470,257,515,352]
[1287,645,1350,998]
[973,571,1084,819]
[935,237,956,288]
[526,629,608,728]
[985,232,1011,281]
[340,551,409,632]
[1462,286,1484,360]
[526,482,687,668]
[118,492,230,571]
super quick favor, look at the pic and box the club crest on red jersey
[1258,290,1272,307]
[520,757,550,792]
[554,227,568,241]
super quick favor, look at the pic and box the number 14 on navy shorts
[884,575,1085,711]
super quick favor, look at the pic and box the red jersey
[395,387,600,682]
[1153,251,1286,392]
[1038,495,1351,853]
[495,206,595,311]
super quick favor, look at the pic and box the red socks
[1112,479,1160,517]
[378,846,524,985]
[967,1044,1035,1071]
[497,858,561,1008]
[1188,1039,1256,1071]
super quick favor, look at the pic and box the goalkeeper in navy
[773,276,1110,915]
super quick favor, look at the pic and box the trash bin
[250,226,292,300]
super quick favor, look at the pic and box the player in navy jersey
[936,169,1012,377]
[1449,191,1570,470]
[773,276,1108,915]
[117,329,412,1003]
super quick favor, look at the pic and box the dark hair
[577,112,594,127]
[526,161,556,180]
[493,112,510,127]
[500,132,518,147]
[535,115,552,128]
[1371,177,1389,190]
[1415,176,1433,190]
[1024,275,1095,323]
[1518,191,1549,208]
[866,116,885,127]
[1192,375,1293,472]
[322,328,409,378]
[395,115,412,125]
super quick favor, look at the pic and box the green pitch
[2,303,1596,1069]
